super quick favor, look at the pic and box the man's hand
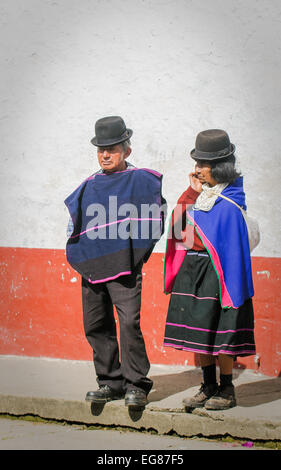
[189,172,202,193]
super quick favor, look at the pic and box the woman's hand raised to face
[189,172,202,193]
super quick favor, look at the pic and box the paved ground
[0,355,281,445]
[0,417,258,451]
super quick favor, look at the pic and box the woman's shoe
[183,383,218,411]
[204,384,236,410]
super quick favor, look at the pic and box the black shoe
[125,389,148,408]
[85,385,125,403]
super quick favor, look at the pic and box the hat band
[193,144,234,159]
[91,129,132,147]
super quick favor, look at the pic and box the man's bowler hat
[91,116,133,147]
[190,129,235,161]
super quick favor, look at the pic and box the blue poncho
[65,167,165,284]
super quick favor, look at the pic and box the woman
[163,129,256,411]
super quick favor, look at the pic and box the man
[65,116,166,408]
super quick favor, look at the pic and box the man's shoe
[85,385,125,403]
[204,384,236,410]
[183,383,218,410]
[125,389,148,408]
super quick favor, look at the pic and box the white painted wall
[0,0,280,255]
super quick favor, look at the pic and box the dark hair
[196,155,241,184]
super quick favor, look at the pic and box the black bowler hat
[91,116,133,147]
[190,129,235,161]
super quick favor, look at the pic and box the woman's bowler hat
[91,116,133,147]
[190,129,235,161]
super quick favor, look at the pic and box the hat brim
[91,129,133,147]
[190,143,236,161]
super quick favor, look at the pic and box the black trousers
[81,265,153,395]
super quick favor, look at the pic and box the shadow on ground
[148,368,281,408]
[236,378,281,407]
[148,369,202,403]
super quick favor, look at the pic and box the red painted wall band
[0,247,280,377]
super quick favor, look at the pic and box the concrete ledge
[1,356,281,442]
[1,393,281,441]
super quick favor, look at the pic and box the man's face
[97,144,131,173]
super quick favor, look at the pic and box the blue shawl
[65,167,165,284]
[164,177,254,308]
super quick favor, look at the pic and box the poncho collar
[193,182,228,212]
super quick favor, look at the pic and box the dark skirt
[164,251,256,357]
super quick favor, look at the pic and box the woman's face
[195,161,218,187]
